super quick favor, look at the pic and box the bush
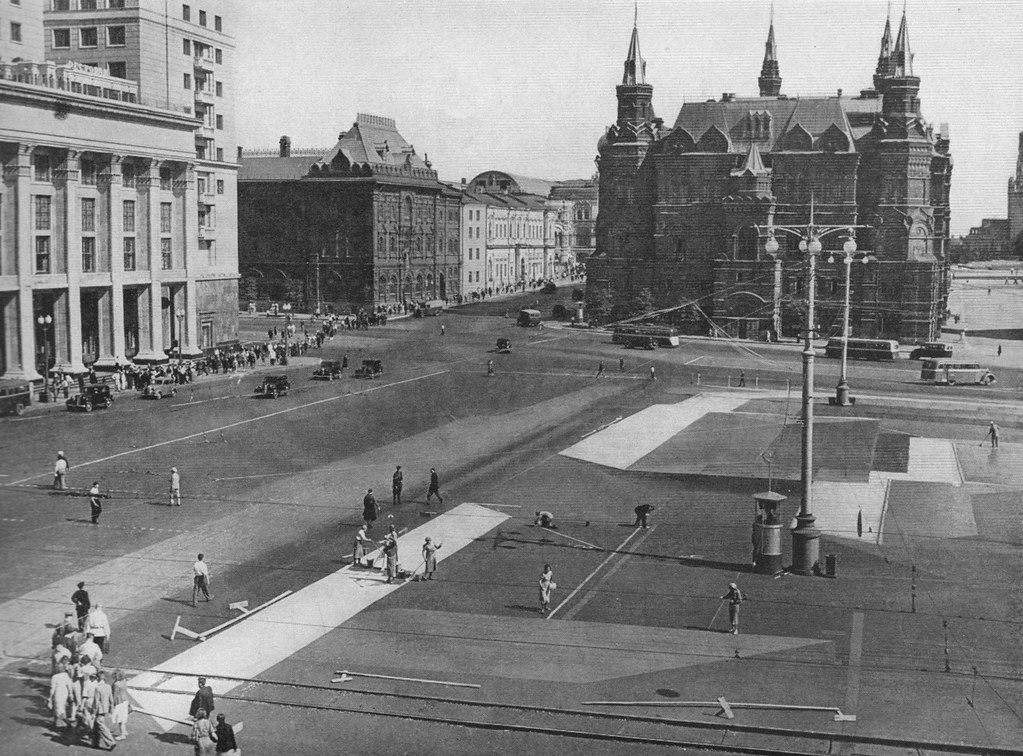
[552,304,567,319]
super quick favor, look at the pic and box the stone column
[105,155,128,364]
[132,161,166,362]
[2,146,43,380]
[182,278,202,356]
[182,163,197,272]
[59,151,86,373]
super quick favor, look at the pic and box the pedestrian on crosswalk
[539,564,556,613]
[54,451,70,491]
[421,536,442,580]
[71,582,91,631]
[88,482,104,524]
[191,554,213,606]
[169,467,181,506]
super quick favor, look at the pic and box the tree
[629,288,655,318]
[240,275,259,306]
[585,287,613,325]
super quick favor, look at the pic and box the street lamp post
[759,206,865,576]
[175,307,185,364]
[828,244,874,407]
[37,314,53,399]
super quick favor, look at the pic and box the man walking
[54,451,70,491]
[720,582,744,634]
[188,676,215,719]
[392,465,403,506]
[738,371,746,387]
[88,482,104,524]
[362,489,379,530]
[192,554,213,606]
[595,361,605,378]
[649,366,657,381]
[169,467,181,506]
[633,503,655,529]
[86,604,111,655]
[426,468,443,504]
[71,581,91,631]
[619,357,625,372]
[90,670,117,750]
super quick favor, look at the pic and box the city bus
[517,309,542,327]
[611,324,680,348]
[824,338,900,361]
[920,359,996,386]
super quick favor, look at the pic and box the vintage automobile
[140,377,177,400]
[255,375,290,398]
[354,359,383,379]
[0,384,31,416]
[313,359,343,380]
[66,385,115,412]
[496,338,512,354]
[909,341,954,360]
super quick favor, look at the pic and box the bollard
[697,373,701,385]
[786,379,791,392]
[727,375,732,387]
[755,376,759,389]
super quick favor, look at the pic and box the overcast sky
[235,0,1023,236]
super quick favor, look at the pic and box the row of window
[31,155,226,193]
[51,25,125,49]
[181,4,222,33]
[33,235,151,274]
[183,72,223,97]
[182,38,223,63]
[51,1,127,10]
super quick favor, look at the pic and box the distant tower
[758,6,782,97]
[616,6,655,126]
[1009,132,1023,247]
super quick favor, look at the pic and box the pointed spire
[731,143,770,177]
[758,3,782,97]
[873,3,895,91]
[892,5,913,77]
[622,8,645,86]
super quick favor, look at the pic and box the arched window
[403,196,413,228]
[389,237,396,254]
[379,275,388,301]
[416,273,425,297]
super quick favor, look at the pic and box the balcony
[193,55,215,75]
[194,87,214,105]
[198,225,215,240]
[1,59,139,103]
[195,124,215,140]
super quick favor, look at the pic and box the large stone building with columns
[0,0,238,382]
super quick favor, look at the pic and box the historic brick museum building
[589,9,952,341]
[239,114,461,312]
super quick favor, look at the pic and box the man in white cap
[169,467,181,506]
[54,451,69,490]
[720,582,744,634]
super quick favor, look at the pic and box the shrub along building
[589,8,952,341]
[238,115,461,312]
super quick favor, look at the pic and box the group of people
[352,524,443,584]
[188,677,240,755]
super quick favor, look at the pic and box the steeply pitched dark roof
[239,151,326,181]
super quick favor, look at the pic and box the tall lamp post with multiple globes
[828,244,876,407]
[758,205,866,576]
[175,307,185,364]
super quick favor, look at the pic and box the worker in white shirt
[191,554,213,607]
[169,467,181,507]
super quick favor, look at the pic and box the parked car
[255,375,290,398]
[354,359,383,379]
[909,341,953,360]
[0,384,30,416]
[313,360,343,380]
[66,385,115,412]
[496,338,512,354]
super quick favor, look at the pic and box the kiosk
[752,491,786,575]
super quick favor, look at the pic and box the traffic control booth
[751,491,786,575]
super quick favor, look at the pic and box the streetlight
[828,240,875,407]
[175,307,185,364]
[758,204,866,576]
[37,314,53,398]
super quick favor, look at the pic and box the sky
[234,0,1023,236]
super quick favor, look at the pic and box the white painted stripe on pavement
[9,370,448,485]
[128,502,508,731]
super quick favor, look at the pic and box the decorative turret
[758,6,782,97]
[873,5,894,92]
[881,8,920,120]
[616,5,656,128]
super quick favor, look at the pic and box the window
[122,200,135,232]
[160,166,172,190]
[35,196,52,230]
[35,237,51,274]
[182,4,190,21]
[198,9,206,26]
[109,0,125,7]
[160,202,172,233]
[108,61,126,79]
[121,163,135,188]
[81,198,96,232]
[215,114,223,130]
[53,28,71,48]
[215,81,222,97]
[215,179,224,195]
[200,239,215,264]
[182,38,191,55]
[82,237,96,273]
[10,22,21,43]
[216,147,223,162]
[215,48,222,64]
[161,238,173,270]
[196,173,207,194]
[107,26,125,46]
[53,0,69,8]
[183,72,191,89]
[80,0,97,8]
[122,238,136,270]
[214,15,222,32]
[81,159,96,186]
[80,27,98,48]
[198,204,212,228]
